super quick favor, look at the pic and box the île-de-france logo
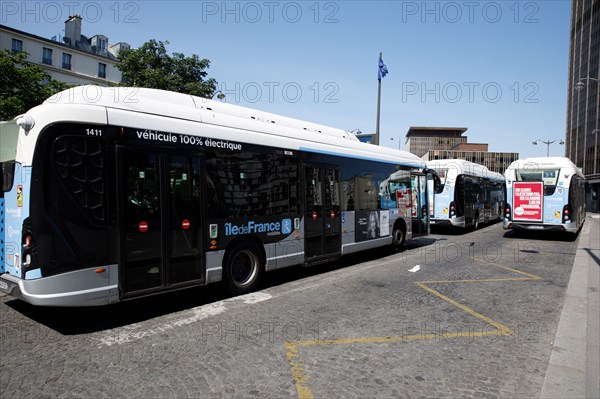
[281,219,292,235]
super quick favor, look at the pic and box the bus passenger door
[117,147,204,297]
[304,165,341,263]
[411,174,429,237]
[463,177,475,226]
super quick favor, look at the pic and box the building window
[11,38,23,53]
[98,38,107,52]
[62,53,72,70]
[98,62,106,78]
[42,47,53,65]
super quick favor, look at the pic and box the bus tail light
[21,219,37,253]
[505,204,511,220]
[21,218,38,276]
[562,205,571,223]
[449,202,455,217]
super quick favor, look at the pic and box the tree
[116,40,217,98]
[0,50,70,120]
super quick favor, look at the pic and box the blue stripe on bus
[298,147,423,167]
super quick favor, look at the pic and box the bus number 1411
[86,128,103,136]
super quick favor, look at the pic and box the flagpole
[375,52,382,145]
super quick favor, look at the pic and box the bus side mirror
[424,168,443,194]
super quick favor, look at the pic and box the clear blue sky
[2,0,572,158]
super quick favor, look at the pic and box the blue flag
[378,58,388,80]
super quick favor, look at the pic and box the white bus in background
[426,159,505,229]
[503,157,586,234]
[0,86,441,306]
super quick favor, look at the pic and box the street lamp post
[532,139,564,157]
[574,77,599,91]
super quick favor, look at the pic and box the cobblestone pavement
[0,222,580,398]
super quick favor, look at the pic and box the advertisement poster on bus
[355,210,389,241]
[513,182,543,221]
[396,188,412,218]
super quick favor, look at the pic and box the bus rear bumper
[0,266,119,307]
[430,217,465,228]
[430,219,453,227]
[503,221,578,233]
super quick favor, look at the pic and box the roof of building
[0,23,121,61]
[406,126,468,138]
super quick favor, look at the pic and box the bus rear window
[516,169,560,195]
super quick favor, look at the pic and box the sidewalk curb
[540,214,600,399]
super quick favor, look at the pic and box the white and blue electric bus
[426,159,505,229]
[503,157,586,234]
[0,86,440,306]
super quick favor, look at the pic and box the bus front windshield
[0,121,19,192]
[516,169,560,195]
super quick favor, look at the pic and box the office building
[566,0,599,211]
[407,126,519,174]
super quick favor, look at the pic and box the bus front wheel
[224,241,264,295]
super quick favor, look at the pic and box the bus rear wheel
[392,226,406,251]
[224,241,263,295]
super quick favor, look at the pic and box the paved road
[0,222,580,398]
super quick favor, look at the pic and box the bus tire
[224,241,264,295]
[392,225,406,251]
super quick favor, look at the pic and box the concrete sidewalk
[541,213,600,399]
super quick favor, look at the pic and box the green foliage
[0,49,70,120]
[116,40,217,97]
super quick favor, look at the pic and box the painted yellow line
[418,277,535,284]
[472,256,543,280]
[284,342,314,399]
[415,282,513,335]
[284,329,509,398]
[284,253,543,399]
[291,329,510,347]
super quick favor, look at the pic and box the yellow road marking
[284,342,314,399]
[418,277,534,284]
[292,329,510,348]
[284,329,510,398]
[415,282,513,335]
[472,256,543,280]
[284,255,544,399]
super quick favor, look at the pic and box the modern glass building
[566,0,600,211]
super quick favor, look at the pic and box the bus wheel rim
[231,249,259,287]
